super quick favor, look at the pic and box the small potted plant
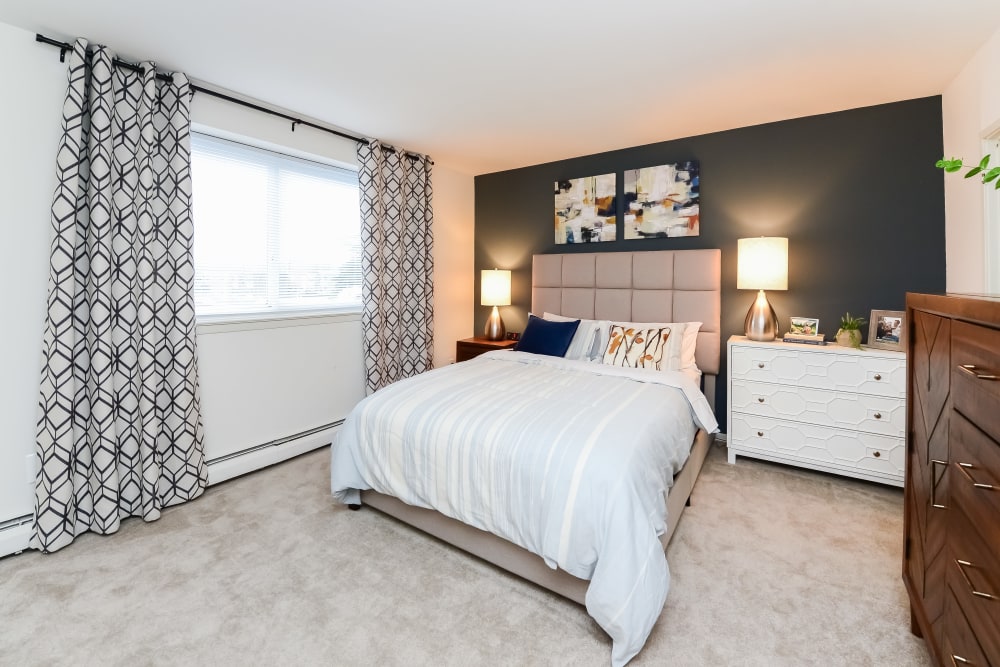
[836,313,866,349]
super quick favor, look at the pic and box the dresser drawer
[942,579,994,667]
[731,380,905,437]
[952,320,1000,445]
[730,345,905,398]
[730,414,904,482]
[950,412,1000,551]
[945,502,1000,660]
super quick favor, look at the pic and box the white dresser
[727,336,906,486]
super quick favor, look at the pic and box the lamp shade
[481,269,511,306]
[737,237,788,291]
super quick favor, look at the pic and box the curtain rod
[35,33,431,163]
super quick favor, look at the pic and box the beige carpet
[0,443,930,666]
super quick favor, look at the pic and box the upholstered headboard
[531,249,722,378]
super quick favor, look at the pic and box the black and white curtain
[32,39,207,553]
[358,141,434,394]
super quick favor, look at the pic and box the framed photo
[868,310,905,351]
[789,316,819,335]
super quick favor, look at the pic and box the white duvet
[330,351,718,665]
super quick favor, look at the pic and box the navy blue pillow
[515,314,581,357]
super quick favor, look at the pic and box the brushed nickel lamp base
[484,305,506,341]
[744,289,778,341]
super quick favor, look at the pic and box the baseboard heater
[0,514,33,558]
[206,419,344,485]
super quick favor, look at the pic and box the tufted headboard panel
[531,249,721,375]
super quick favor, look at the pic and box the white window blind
[190,132,362,319]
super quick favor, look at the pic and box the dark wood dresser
[905,292,1000,665]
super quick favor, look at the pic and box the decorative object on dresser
[737,237,788,342]
[727,336,906,486]
[456,336,517,362]
[868,309,905,351]
[904,292,1000,666]
[789,316,820,335]
[481,269,511,341]
[835,312,866,349]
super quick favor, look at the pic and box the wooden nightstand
[456,337,517,362]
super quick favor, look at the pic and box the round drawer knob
[758,362,765,369]
[874,374,882,381]
[757,431,764,437]
[873,451,881,458]
[757,397,765,403]
[874,412,882,420]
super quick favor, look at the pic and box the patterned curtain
[358,141,434,394]
[32,39,207,553]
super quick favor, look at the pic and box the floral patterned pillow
[602,325,672,370]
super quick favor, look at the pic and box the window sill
[196,309,362,334]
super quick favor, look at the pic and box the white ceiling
[2,1,1000,175]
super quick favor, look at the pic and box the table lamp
[737,237,788,341]
[481,268,511,341]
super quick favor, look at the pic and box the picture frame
[868,310,905,351]
[789,316,819,335]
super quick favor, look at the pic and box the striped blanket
[331,351,717,665]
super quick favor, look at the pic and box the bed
[331,249,721,665]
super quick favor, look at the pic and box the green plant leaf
[965,166,983,178]
[984,167,1000,183]
[935,158,948,168]
[979,155,991,170]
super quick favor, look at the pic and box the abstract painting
[623,161,699,239]
[554,173,617,244]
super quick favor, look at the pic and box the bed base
[360,428,713,606]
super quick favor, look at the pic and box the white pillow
[542,312,609,362]
[604,320,701,372]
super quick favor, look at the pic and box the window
[987,134,1000,293]
[190,132,362,319]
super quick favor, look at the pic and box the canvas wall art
[623,161,699,239]
[554,173,617,244]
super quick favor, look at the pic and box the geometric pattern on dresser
[907,310,951,652]
[33,39,207,553]
[357,140,434,394]
[727,337,907,486]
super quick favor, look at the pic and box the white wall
[942,24,1000,293]
[432,164,475,365]
[0,21,66,529]
[0,21,475,549]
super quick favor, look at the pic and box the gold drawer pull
[757,362,765,369]
[757,397,765,403]
[873,451,881,458]
[874,412,882,420]
[959,364,999,381]
[931,460,948,509]
[955,559,999,601]
[951,655,973,665]
[955,462,996,491]
[757,431,764,437]
[874,373,882,381]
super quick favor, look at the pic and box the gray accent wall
[473,96,946,424]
